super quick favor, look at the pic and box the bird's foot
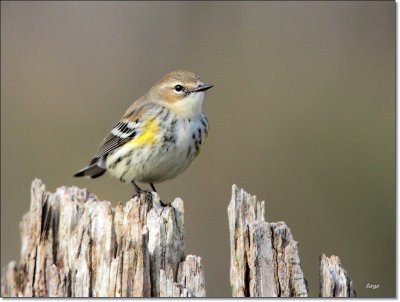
[149,182,167,206]
[132,180,145,198]
[131,181,168,207]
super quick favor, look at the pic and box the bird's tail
[73,157,106,179]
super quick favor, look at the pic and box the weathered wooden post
[319,254,356,297]
[228,185,308,297]
[1,179,206,297]
[2,180,356,297]
[227,185,356,298]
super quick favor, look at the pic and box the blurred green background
[1,1,395,297]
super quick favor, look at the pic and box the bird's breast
[173,114,208,159]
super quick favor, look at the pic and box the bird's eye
[174,85,184,92]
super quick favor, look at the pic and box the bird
[74,70,213,199]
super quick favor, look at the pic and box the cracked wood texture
[319,254,356,297]
[1,179,206,297]
[228,185,308,297]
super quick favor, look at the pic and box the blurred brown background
[1,1,395,297]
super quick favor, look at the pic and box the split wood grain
[1,179,206,297]
[228,185,308,297]
[319,253,356,297]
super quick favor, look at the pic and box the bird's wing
[91,99,151,161]
[92,122,138,159]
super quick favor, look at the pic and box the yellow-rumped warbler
[74,70,213,197]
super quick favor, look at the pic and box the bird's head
[149,70,213,118]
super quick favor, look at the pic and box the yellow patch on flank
[130,118,159,146]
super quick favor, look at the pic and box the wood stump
[1,179,205,297]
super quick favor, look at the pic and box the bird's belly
[106,116,207,184]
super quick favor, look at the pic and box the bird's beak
[194,84,213,92]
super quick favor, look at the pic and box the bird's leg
[150,182,167,207]
[131,180,143,197]
[150,183,157,192]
